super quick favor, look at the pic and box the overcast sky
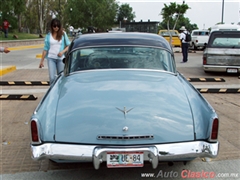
[118,0,240,29]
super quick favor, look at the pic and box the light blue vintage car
[30,32,219,169]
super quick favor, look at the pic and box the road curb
[8,44,44,51]
[36,54,42,58]
[0,66,17,76]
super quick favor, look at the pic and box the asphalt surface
[1,159,239,180]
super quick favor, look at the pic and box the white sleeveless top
[48,34,62,59]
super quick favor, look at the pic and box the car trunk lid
[55,70,194,145]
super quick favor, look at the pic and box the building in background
[120,20,159,34]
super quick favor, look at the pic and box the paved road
[0,46,239,180]
[1,160,239,180]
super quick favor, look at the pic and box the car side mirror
[62,58,66,64]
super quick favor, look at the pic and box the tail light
[31,120,40,143]
[203,56,207,65]
[210,118,219,141]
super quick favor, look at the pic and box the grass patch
[0,32,45,41]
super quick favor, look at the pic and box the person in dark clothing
[3,19,10,38]
[179,26,189,63]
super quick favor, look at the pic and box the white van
[210,24,240,32]
[190,29,209,50]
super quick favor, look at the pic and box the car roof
[70,32,172,52]
[210,24,240,32]
[210,30,240,35]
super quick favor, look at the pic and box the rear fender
[178,73,218,140]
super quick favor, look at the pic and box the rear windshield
[68,46,176,73]
[208,33,240,48]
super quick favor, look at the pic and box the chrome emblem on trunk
[116,107,134,118]
[122,126,129,131]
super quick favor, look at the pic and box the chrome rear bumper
[203,65,240,73]
[31,141,219,169]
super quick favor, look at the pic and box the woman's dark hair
[50,18,63,41]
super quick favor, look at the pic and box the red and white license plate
[107,152,144,168]
[227,68,238,73]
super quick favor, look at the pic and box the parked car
[190,29,209,50]
[158,29,181,47]
[30,32,219,169]
[203,30,240,73]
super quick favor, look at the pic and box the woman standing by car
[39,18,71,84]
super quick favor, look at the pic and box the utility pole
[221,0,224,24]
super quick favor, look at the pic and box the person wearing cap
[179,26,189,63]
[0,47,10,53]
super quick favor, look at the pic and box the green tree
[63,0,118,32]
[159,16,198,33]
[22,0,39,33]
[160,1,190,30]
[160,1,190,45]
[22,0,67,34]
[117,3,135,23]
[1,0,136,35]
[176,16,198,32]
[12,0,27,32]
[0,0,26,32]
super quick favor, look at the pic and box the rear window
[68,46,176,73]
[208,33,240,48]
[192,31,209,36]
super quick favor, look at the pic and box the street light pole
[221,0,224,24]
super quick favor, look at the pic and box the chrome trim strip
[97,134,154,140]
[31,141,219,169]
[203,65,240,72]
[69,68,176,76]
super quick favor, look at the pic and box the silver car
[203,30,240,73]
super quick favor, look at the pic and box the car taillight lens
[31,120,39,142]
[203,56,207,65]
[211,118,219,140]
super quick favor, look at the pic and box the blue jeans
[4,28,8,38]
[181,43,189,62]
[47,58,64,84]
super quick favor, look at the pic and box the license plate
[227,68,238,73]
[107,152,144,168]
